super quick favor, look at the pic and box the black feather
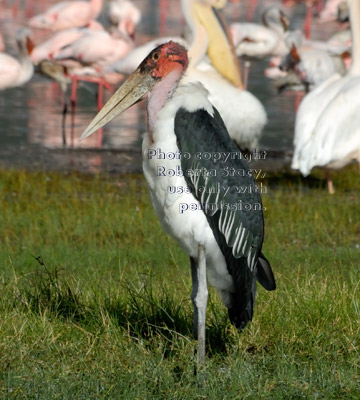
[256,252,276,291]
[174,106,276,330]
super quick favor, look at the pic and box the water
[0,0,341,173]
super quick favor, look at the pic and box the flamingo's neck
[349,0,360,75]
[90,0,103,18]
[17,36,34,85]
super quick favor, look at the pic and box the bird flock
[0,0,359,366]
[77,0,357,365]
[1,0,357,190]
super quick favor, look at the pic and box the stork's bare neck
[147,67,186,133]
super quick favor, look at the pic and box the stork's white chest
[140,83,234,296]
[142,123,211,258]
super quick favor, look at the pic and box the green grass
[0,166,359,399]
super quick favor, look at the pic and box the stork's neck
[349,0,360,75]
[147,67,184,137]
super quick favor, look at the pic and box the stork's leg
[190,244,208,367]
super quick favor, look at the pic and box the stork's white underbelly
[142,132,234,298]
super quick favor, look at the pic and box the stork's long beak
[192,1,243,88]
[80,69,157,140]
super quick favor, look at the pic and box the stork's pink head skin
[139,41,189,79]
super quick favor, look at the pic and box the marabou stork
[81,41,276,365]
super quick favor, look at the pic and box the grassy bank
[0,167,359,399]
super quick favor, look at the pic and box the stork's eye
[152,52,160,61]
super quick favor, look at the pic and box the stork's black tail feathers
[227,253,276,331]
[227,256,257,331]
[256,252,276,291]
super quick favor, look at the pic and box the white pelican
[267,27,350,91]
[292,0,360,193]
[181,0,267,151]
[0,28,34,90]
[107,0,267,151]
[80,41,275,366]
[230,6,291,59]
[280,44,346,88]
[108,0,141,38]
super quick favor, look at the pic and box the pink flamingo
[35,58,113,147]
[54,29,133,71]
[0,28,34,90]
[31,20,104,64]
[68,74,113,147]
[108,0,141,38]
[52,28,132,146]
[28,0,103,31]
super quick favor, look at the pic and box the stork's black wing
[174,106,275,330]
